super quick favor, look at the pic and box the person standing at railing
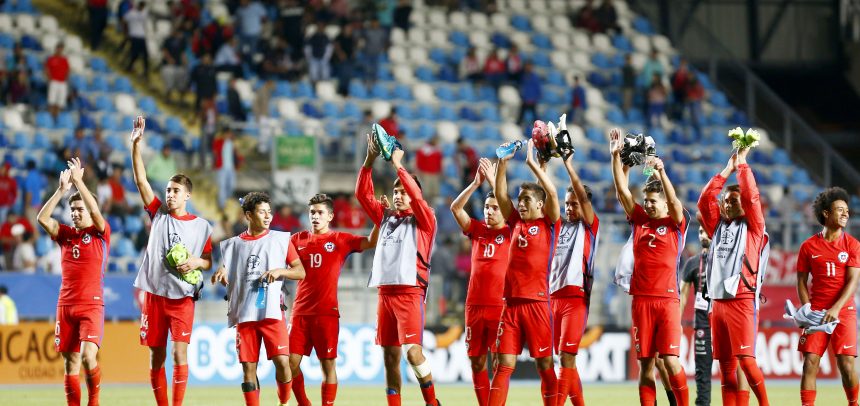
[697,147,770,406]
[796,187,860,406]
[287,193,378,406]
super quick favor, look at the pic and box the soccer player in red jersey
[489,140,561,406]
[212,192,306,406]
[356,135,441,406]
[609,128,690,406]
[550,153,599,406]
[450,158,510,406]
[796,187,860,406]
[130,117,214,406]
[288,193,378,406]
[698,147,769,406]
[38,158,109,406]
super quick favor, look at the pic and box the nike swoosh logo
[669,345,679,349]
[811,255,822,258]
[87,335,99,339]
[845,345,855,349]
[181,332,191,337]
[327,348,334,352]
[565,342,577,346]
[539,346,549,352]
[740,345,751,349]
[278,345,288,350]
[298,247,306,250]
[405,334,416,338]
[174,380,186,384]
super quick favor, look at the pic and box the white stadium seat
[449,11,468,30]
[371,100,392,119]
[413,83,436,103]
[39,15,59,34]
[277,98,301,120]
[114,94,138,115]
[436,121,459,143]
[498,85,521,106]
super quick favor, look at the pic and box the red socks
[719,360,739,406]
[64,374,81,406]
[85,366,101,406]
[846,385,859,405]
[172,364,189,406]
[800,389,816,406]
[242,388,260,406]
[738,357,768,406]
[322,382,338,405]
[473,369,490,406]
[276,380,292,404]
[386,388,401,406]
[736,390,750,406]
[488,365,514,406]
[557,367,585,406]
[638,382,657,406]
[149,367,169,406]
[667,370,689,406]
[538,367,558,406]
[420,381,438,405]
[293,373,311,406]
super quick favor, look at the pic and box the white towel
[783,300,839,334]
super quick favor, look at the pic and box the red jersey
[290,230,365,317]
[504,211,561,301]
[0,175,17,206]
[54,223,111,306]
[45,55,70,82]
[629,204,687,298]
[465,219,511,306]
[797,232,860,311]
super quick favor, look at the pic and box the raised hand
[211,267,228,286]
[261,268,286,284]
[498,141,517,162]
[609,128,623,156]
[67,157,85,183]
[58,169,72,193]
[525,139,538,168]
[650,157,665,172]
[131,115,145,144]
[477,158,493,183]
[736,147,750,164]
[365,133,380,159]
[390,148,404,168]
[380,194,391,209]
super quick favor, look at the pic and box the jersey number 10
[483,243,496,258]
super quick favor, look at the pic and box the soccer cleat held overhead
[372,123,402,161]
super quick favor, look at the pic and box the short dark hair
[566,185,593,202]
[812,187,850,226]
[308,193,334,212]
[169,174,193,193]
[725,184,741,194]
[393,175,422,191]
[241,191,271,213]
[0,285,7,294]
[519,182,546,202]
[67,191,97,204]
[486,191,496,200]
[643,176,664,196]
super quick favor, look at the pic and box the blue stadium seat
[417,123,435,140]
[415,104,434,120]
[33,132,51,149]
[438,105,457,121]
[448,47,467,65]
[302,102,322,118]
[773,148,791,165]
[377,65,393,81]
[480,105,501,122]
[633,17,654,34]
[478,86,498,103]
[138,96,158,115]
[612,35,634,53]
[481,124,501,140]
[460,124,479,140]
[449,31,470,47]
[12,132,31,149]
[546,70,566,87]
[459,107,481,121]
[0,33,14,49]
[147,135,165,151]
[274,81,292,97]
[113,77,133,93]
[456,86,477,103]
[69,74,87,91]
[586,127,605,143]
[511,15,531,31]
[165,117,184,136]
[35,111,53,128]
[370,83,390,99]
[429,48,448,65]
[606,108,624,124]
[322,101,340,118]
[343,101,362,120]
[393,84,412,100]
[437,65,458,82]
[415,66,435,82]
[295,81,314,98]
[90,57,109,73]
[587,71,610,88]
[100,114,119,131]
[436,86,456,102]
[532,33,552,49]
[490,32,510,48]
[529,52,552,68]
[591,53,612,69]
[20,34,40,50]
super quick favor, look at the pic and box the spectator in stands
[0,212,32,267]
[506,44,524,84]
[460,47,483,83]
[686,75,706,139]
[22,161,46,212]
[596,0,620,33]
[670,59,692,120]
[259,39,301,81]
[483,48,506,88]
[517,62,541,125]
[0,164,16,224]
[146,145,178,193]
[455,137,478,188]
[8,42,27,72]
[621,53,636,113]
[92,127,112,168]
[378,108,400,139]
[640,50,664,87]
[573,0,601,33]
[253,79,275,152]
[6,69,31,105]
[0,286,17,324]
[393,0,413,32]
[361,18,388,84]
[44,43,70,121]
[334,23,357,96]
[215,36,243,78]
[10,224,35,273]
[198,98,218,168]
[38,243,62,275]
[305,22,333,83]
[226,78,247,122]
[102,166,129,216]
[161,28,189,104]
[415,135,443,203]
[213,127,243,211]
[116,0,134,51]
[124,1,150,76]
[88,0,109,50]
[334,195,366,229]
[569,75,588,126]
[276,0,305,63]
[270,204,301,232]
[190,52,217,111]
[234,0,267,60]
[69,127,99,164]
[646,73,668,128]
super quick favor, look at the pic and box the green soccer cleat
[372,123,401,161]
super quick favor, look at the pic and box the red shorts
[289,315,340,359]
[711,298,758,360]
[55,305,104,353]
[552,296,588,355]
[139,292,195,347]
[236,318,290,363]
[465,305,504,357]
[377,293,425,347]
[799,306,857,357]
[631,296,682,359]
[495,300,554,358]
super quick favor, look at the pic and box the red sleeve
[286,241,299,264]
[506,209,522,227]
[52,224,71,242]
[355,167,384,226]
[736,164,765,233]
[341,232,365,253]
[697,173,726,236]
[628,204,649,225]
[145,197,162,220]
[202,236,212,254]
[97,222,111,243]
[397,167,436,232]
[796,242,811,273]
[464,218,481,238]
[588,214,600,234]
[10,178,17,201]
[848,237,860,268]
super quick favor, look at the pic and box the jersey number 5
[310,253,322,268]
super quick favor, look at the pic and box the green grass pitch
[0,381,847,405]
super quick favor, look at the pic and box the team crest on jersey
[168,232,182,246]
[656,226,667,236]
[247,255,261,271]
[494,234,505,244]
[82,234,92,244]
[720,230,735,245]
[55,338,60,347]
[839,252,849,263]
[528,226,539,236]
[696,329,705,338]
[799,335,806,345]
[324,242,335,252]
